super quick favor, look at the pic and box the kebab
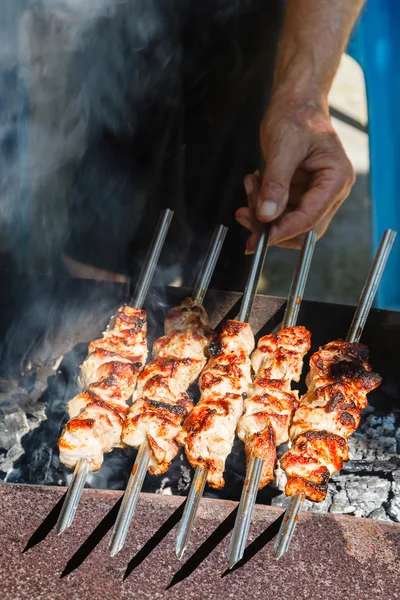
[280,340,382,502]
[109,225,228,557]
[58,306,148,472]
[175,224,271,559]
[56,209,174,534]
[274,228,396,559]
[227,231,316,568]
[176,319,255,489]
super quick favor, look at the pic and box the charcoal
[348,413,398,461]
[344,476,391,517]
[368,507,392,522]
[0,404,30,453]
[1,443,26,474]
[387,471,400,522]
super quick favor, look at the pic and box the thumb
[256,155,297,222]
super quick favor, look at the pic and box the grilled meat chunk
[280,340,382,502]
[237,326,311,489]
[177,320,254,488]
[58,306,147,471]
[122,298,214,475]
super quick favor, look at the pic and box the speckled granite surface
[1,483,399,600]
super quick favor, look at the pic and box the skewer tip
[227,555,241,570]
[174,467,207,559]
[226,455,263,570]
[109,542,122,558]
[274,545,287,560]
[56,523,69,536]
[109,444,151,557]
[56,458,90,535]
[56,507,75,535]
[175,544,186,560]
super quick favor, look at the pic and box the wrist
[264,80,334,137]
[269,77,330,119]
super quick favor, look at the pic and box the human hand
[236,92,355,252]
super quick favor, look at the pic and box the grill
[1,267,399,500]
[0,220,399,598]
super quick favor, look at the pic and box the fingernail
[244,248,254,255]
[244,177,253,196]
[253,169,260,178]
[257,201,277,218]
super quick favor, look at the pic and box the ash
[271,410,400,522]
[1,354,399,523]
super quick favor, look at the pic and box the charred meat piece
[122,298,214,475]
[58,306,147,471]
[177,320,254,488]
[237,326,311,489]
[280,340,382,502]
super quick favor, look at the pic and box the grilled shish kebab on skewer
[274,228,397,560]
[56,209,174,534]
[175,224,272,559]
[227,231,316,569]
[109,225,228,557]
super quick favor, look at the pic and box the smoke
[0,1,85,271]
[0,0,183,276]
[0,0,269,280]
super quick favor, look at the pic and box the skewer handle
[346,229,396,342]
[56,458,90,534]
[192,225,228,304]
[130,209,174,308]
[282,231,317,329]
[237,224,272,323]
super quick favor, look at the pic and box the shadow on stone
[221,512,284,577]
[60,496,123,578]
[23,491,67,553]
[166,506,238,589]
[124,499,187,580]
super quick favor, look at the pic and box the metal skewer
[109,225,228,557]
[56,209,174,535]
[175,224,272,560]
[227,231,317,568]
[273,228,397,560]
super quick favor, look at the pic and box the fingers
[271,209,334,249]
[236,173,260,233]
[245,231,259,255]
[235,206,258,233]
[236,174,262,253]
[257,130,302,223]
[269,164,351,246]
[244,173,260,211]
[237,126,354,252]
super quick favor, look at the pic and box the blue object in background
[348,0,400,310]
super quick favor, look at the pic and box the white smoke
[0,0,264,276]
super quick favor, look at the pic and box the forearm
[274,0,365,103]
[238,0,362,245]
